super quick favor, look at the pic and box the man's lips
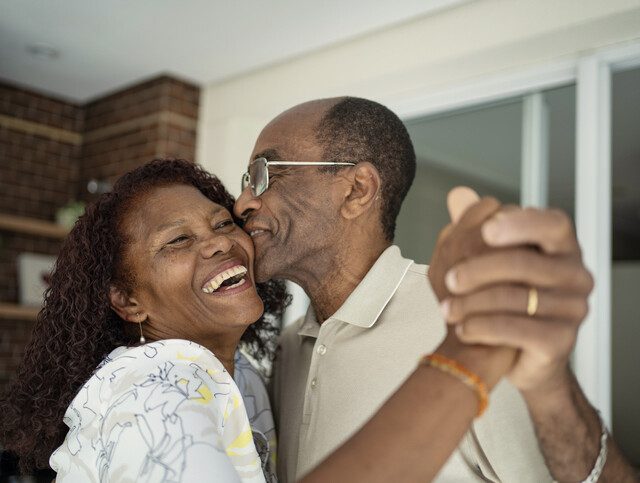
[243,222,271,239]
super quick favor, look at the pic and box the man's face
[234,106,342,283]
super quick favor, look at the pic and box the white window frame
[390,39,640,429]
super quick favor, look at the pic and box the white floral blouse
[50,339,277,482]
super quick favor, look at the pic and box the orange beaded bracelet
[420,353,489,417]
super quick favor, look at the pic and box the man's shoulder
[391,259,434,301]
[405,259,429,276]
[279,316,305,348]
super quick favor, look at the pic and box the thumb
[447,186,480,223]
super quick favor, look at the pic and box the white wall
[196,0,640,193]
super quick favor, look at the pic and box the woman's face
[117,184,264,343]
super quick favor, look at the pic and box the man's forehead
[251,118,321,161]
[249,98,342,162]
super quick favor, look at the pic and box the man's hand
[439,204,593,393]
[429,187,638,482]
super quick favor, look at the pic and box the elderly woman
[0,159,511,482]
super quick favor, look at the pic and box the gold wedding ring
[527,287,539,316]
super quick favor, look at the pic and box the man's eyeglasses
[241,157,356,197]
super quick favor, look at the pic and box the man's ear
[341,162,381,220]
[109,285,146,323]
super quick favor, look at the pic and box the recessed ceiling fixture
[26,43,60,60]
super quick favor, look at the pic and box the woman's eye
[167,235,189,245]
[215,219,235,230]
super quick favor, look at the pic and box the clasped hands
[429,187,594,397]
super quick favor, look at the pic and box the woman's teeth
[202,265,248,294]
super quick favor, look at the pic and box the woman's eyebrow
[155,218,186,233]
[154,205,226,233]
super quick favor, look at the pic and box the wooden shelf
[0,303,39,321]
[0,213,69,239]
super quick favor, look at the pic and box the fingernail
[440,300,451,320]
[445,269,458,291]
[455,324,465,337]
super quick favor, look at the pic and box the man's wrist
[522,367,606,482]
[520,365,574,408]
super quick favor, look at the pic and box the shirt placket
[300,317,337,443]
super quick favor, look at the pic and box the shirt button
[317,344,327,355]
[311,378,317,388]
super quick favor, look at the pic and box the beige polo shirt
[272,245,551,482]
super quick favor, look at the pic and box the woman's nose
[200,233,234,259]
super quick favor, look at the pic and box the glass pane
[611,65,640,465]
[546,84,576,220]
[398,98,522,263]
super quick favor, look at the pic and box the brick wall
[0,76,199,389]
[81,76,199,200]
[0,83,82,386]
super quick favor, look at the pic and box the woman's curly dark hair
[0,159,289,473]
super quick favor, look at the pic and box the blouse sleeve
[51,341,265,483]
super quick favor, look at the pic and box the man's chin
[254,257,278,284]
[253,243,292,282]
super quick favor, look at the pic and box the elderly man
[234,97,635,482]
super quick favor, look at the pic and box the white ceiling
[0,0,467,102]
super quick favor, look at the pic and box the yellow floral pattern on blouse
[50,339,268,482]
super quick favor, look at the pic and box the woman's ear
[340,162,381,220]
[109,285,145,323]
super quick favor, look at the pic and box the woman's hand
[428,187,516,389]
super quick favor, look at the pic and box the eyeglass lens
[249,158,268,196]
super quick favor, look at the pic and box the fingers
[455,195,501,232]
[454,314,578,363]
[448,195,501,260]
[445,248,594,295]
[441,286,589,324]
[447,186,480,223]
[427,194,501,301]
[482,207,578,255]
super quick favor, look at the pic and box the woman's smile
[201,260,251,295]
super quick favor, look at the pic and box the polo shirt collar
[298,307,321,338]
[297,245,412,336]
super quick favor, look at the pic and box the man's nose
[200,232,234,259]
[234,186,261,219]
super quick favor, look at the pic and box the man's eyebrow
[154,205,225,233]
[253,148,281,161]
